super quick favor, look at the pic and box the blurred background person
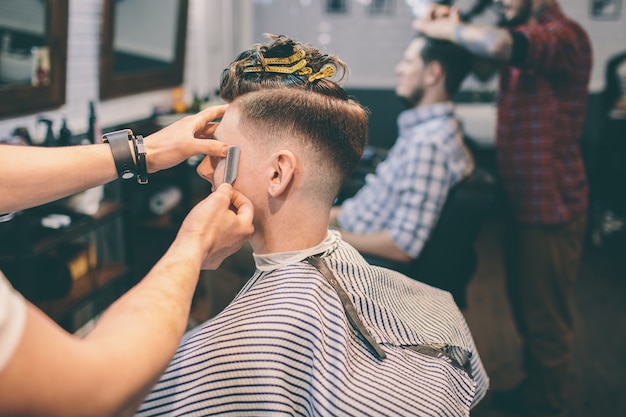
[414,1,592,416]
[330,34,474,295]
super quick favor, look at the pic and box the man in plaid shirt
[415,1,592,416]
[330,35,474,271]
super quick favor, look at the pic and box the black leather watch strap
[102,129,136,180]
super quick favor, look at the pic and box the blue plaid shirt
[338,102,473,259]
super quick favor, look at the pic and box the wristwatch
[102,129,136,180]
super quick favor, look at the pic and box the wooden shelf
[30,201,122,256]
[38,263,128,321]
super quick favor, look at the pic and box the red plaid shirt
[496,2,592,224]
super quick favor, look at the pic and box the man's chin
[395,92,416,108]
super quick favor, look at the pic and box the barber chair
[589,50,626,248]
[367,167,496,309]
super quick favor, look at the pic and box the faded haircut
[233,88,369,202]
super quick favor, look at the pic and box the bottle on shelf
[189,92,202,113]
[171,87,187,114]
[58,118,73,146]
[38,117,56,147]
[85,101,100,144]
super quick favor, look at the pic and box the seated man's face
[395,37,427,106]
[196,105,267,206]
[197,106,245,191]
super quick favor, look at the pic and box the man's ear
[267,150,296,197]
[425,61,444,86]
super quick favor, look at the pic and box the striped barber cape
[136,233,488,416]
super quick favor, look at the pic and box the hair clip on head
[243,59,309,75]
[262,50,306,65]
[308,65,335,82]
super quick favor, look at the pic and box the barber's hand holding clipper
[152,104,254,269]
[173,183,254,271]
[412,4,463,41]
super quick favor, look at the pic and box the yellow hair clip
[262,50,306,65]
[243,58,309,74]
[308,65,335,82]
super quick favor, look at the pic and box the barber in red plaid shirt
[414,1,591,416]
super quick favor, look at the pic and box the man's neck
[416,93,450,108]
[249,204,331,255]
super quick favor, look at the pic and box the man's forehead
[408,37,425,52]
[213,106,241,142]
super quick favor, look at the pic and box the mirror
[0,0,68,118]
[100,0,188,100]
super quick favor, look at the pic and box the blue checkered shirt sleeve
[390,142,450,257]
[339,140,453,259]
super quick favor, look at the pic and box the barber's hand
[412,4,461,40]
[143,104,229,173]
[175,183,254,270]
[426,3,452,19]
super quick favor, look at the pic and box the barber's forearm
[83,240,203,414]
[453,24,513,62]
[0,144,117,213]
[0,242,204,417]
[415,17,513,62]
[339,230,412,263]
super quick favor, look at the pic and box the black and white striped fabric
[137,234,488,416]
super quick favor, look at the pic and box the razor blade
[223,146,240,184]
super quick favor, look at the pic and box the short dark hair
[418,35,472,97]
[220,34,350,102]
[234,88,369,200]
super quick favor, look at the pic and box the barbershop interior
[0,0,625,415]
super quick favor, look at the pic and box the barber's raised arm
[413,6,513,62]
[0,104,229,213]
[0,183,254,417]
